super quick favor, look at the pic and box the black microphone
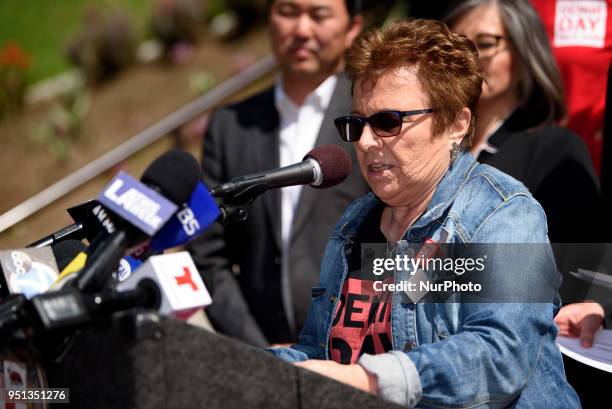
[0,252,210,351]
[73,149,200,294]
[28,200,118,248]
[52,239,88,272]
[0,241,87,345]
[28,148,201,249]
[210,144,352,200]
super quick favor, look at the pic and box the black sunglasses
[334,109,434,142]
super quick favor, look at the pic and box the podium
[44,311,400,409]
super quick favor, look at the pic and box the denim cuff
[265,346,309,362]
[358,351,422,407]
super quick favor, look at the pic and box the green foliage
[0,0,151,85]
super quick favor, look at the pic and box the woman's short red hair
[345,19,483,148]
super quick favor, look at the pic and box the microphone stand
[214,183,268,225]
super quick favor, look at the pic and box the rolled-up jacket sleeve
[359,351,422,407]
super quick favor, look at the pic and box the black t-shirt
[328,203,394,364]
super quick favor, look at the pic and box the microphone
[210,144,352,200]
[73,149,201,294]
[0,252,211,344]
[149,182,220,252]
[52,246,145,289]
[0,241,85,344]
[31,180,220,257]
[27,148,202,248]
[28,148,219,262]
[29,197,136,248]
[53,239,88,271]
[0,241,85,299]
[27,199,123,248]
[53,185,220,288]
[113,251,212,320]
[0,245,85,343]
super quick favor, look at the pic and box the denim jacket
[269,152,579,408]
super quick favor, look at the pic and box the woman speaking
[270,19,579,408]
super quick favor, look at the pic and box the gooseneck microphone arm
[210,158,322,201]
[210,144,351,225]
[210,159,321,225]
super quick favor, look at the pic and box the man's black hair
[267,0,363,17]
[345,0,363,16]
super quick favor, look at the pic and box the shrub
[151,0,206,50]
[65,6,137,85]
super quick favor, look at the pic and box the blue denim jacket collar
[338,151,477,241]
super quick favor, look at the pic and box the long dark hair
[445,0,566,126]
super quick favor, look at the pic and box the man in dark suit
[187,0,369,346]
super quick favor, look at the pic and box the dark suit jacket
[477,110,600,244]
[187,75,369,346]
[477,110,604,313]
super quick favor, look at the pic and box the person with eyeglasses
[444,0,600,246]
[269,18,579,408]
[445,2,606,404]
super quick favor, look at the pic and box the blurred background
[0,0,412,249]
[1,3,609,406]
[3,1,608,254]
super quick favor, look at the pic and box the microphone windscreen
[304,144,352,189]
[52,240,87,271]
[140,149,200,204]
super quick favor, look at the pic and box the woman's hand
[555,302,605,347]
[294,360,378,394]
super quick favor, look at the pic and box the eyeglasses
[334,109,434,142]
[471,33,509,59]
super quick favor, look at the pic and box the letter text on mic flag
[98,171,178,236]
[149,182,220,252]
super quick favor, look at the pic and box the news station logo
[98,171,177,236]
[117,258,132,282]
[0,248,59,298]
[152,252,212,310]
